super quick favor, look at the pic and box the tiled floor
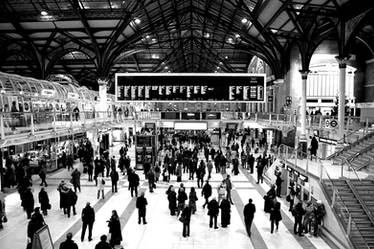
[0,142,333,249]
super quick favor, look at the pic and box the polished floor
[0,143,333,249]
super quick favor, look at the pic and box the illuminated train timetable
[116,73,266,102]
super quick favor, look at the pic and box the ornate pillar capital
[335,56,350,68]
[299,70,310,80]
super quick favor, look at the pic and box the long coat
[38,190,50,211]
[167,191,177,212]
[220,199,231,226]
[108,217,122,246]
[270,202,282,221]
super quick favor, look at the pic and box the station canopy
[0,0,373,89]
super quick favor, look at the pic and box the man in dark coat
[220,197,231,227]
[95,235,112,249]
[38,187,50,215]
[167,186,177,216]
[270,201,282,233]
[59,232,78,249]
[147,169,155,193]
[201,180,212,208]
[136,192,148,224]
[293,202,306,236]
[243,198,256,237]
[177,188,188,217]
[26,208,45,249]
[65,187,78,218]
[247,154,255,174]
[81,202,95,242]
[180,204,192,237]
[110,169,119,193]
[128,170,140,197]
[256,156,264,184]
[71,169,81,193]
[207,197,219,229]
[310,135,319,161]
[22,187,34,219]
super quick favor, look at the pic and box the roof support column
[299,70,309,145]
[336,56,349,146]
[97,78,109,119]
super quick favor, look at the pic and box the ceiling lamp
[235,34,240,38]
[164,66,169,70]
[134,18,141,24]
[225,56,229,59]
[40,10,48,16]
[227,38,233,43]
[151,38,157,43]
[145,35,150,39]
[241,18,248,24]
[204,33,210,38]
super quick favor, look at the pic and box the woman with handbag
[38,187,50,215]
[107,210,122,247]
[179,204,191,237]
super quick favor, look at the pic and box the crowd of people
[0,129,328,249]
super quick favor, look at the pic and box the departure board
[115,73,266,102]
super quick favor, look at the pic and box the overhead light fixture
[134,18,141,24]
[151,54,159,59]
[219,62,223,65]
[41,10,48,16]
[216,66,220,69]
[271,29,278,33]
[225,56,228,59]
[227,38,233,43]
[151,38,157,43]
[204,33,210,38]
[164,66,169,69]
[235,34,240,38]
[241,18,248,24]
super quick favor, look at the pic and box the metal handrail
[343,158,361,182]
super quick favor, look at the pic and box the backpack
[101,179,106,185]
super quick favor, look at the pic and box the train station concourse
[1,1,374,249]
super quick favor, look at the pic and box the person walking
[176,163,182,182]
[207,197,219,229]
[243,198,256,237]
[180,204,191,237]
[136,192,148,225]
[128,169,139,197]
[95,235,112,249]
[188,187,198,214]
[310,135,319,161]
[97,175,105,199]
[292,202,306,236]
[22,187,34,219]
[0,197,5,229]
[167,185,177,216]
[264,185,276,213]
[256,157,264,184]
[38,187,50,216]
[270,200,282,233]
[59,232,78,249]
[38,167,48,187]
[81,202,95,242]
[220,196,231,228]
[201,180,212,208]
[147,169,156,193]
[88,162,94,182]
[107,210,122,247]
[110,169,119,193]
[207,160,213,179]
[71,168,81,193]
[177,188,188,217]
[217,180,226,204]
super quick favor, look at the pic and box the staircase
[332,134,374,170]
[323,179,374,248]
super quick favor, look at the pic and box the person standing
[207,160,213,179]
[97,175,105,199]
[177,188,188,217]
[38,187,50,216]
[128,169,139,197]
[136,192,148,225]
[275,173,283,197]
[201,180,212,208]
[59,232,78,249]
[81,202,95,242]
[71,168,81,193]
[0,197,5,229]
[225,175,234,205]
[176,163,182,182]
[167,185,177,216]
[310,135,319,161]
[87,162,94,182]
[256,157,264,184]
[243,198,256,237]
[110,169,119,193]
[313,200,326,237]
[95,235,112,249]
[188,187,198,214]
[270,200,282,233]
[22,187,34,219]
[207,197,219,229]
[220,196,231,228]
[292,202,306,236]
[65,186,77,218]
[180,204,191,237]
[107,210,122,247]
[248,154,254,174]
[147,169,156,193]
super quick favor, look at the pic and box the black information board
[115,73,266,102]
